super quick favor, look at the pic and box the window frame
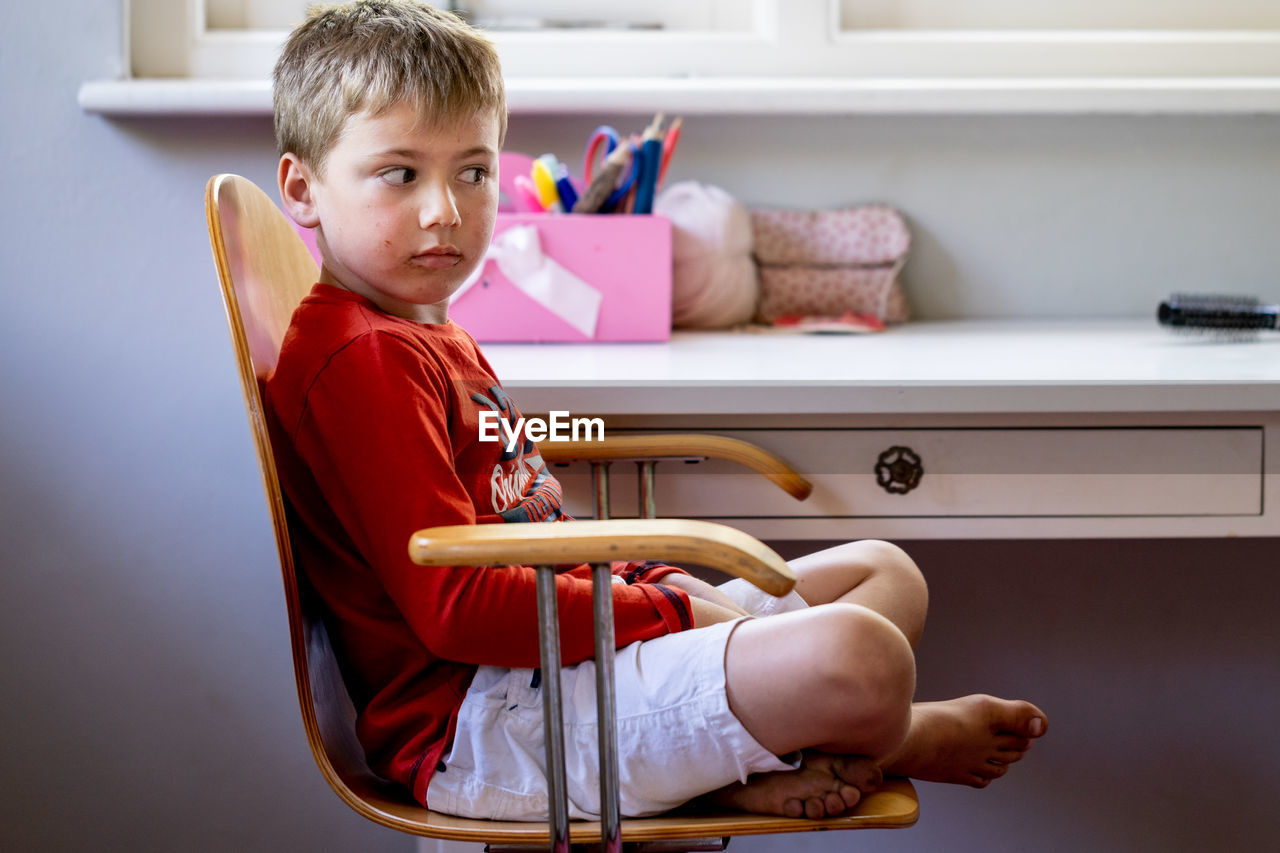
[98,0,1280,115]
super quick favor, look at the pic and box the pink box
[449,214,672,343]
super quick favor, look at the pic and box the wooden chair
[205,173,918,851]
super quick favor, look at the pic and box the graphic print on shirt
[470,385,564,523]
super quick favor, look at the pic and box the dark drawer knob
[875,446,923,495]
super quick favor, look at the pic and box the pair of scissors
[582,125,640,210]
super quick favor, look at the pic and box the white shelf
[78,76,1280,117]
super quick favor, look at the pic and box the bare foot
[881,694,1047,788]
[704,752,882,819]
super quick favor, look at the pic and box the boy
[267,0,1047,822]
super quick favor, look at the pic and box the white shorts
[425,578,809,820]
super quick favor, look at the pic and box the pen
[554,163,579,212]
[512,174,546,212]
[632,113,664,215]
[657,116,682,189]
[530,156,564,213]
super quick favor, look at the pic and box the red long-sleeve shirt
[265,284,691,805]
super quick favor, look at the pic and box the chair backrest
[205,174,418,830]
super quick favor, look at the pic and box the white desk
[484,320,1280,540]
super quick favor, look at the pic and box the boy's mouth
[412,247,461,268]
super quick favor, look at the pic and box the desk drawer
[555,428,1263,519]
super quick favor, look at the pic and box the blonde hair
[273,0,507,174]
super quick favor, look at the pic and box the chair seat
[347,777,919,842]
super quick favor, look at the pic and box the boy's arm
[569,564,744,628]
[685,596,748,628]
[289,333,691,667]
[654,573,750,620]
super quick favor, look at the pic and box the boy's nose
[418,183,461,229]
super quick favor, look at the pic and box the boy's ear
[278,153,321,229]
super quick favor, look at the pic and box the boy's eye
[461,167,489,185]
[381,167,415,185]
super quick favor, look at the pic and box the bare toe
[1000,698,1048,738]
[977,761,1008,781]
[707,763,862,819]
[994,733,1031,751]
[806,797,825,819]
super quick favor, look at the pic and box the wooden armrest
[538,434,812,501]
[408,518,796,597]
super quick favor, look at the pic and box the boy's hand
[686,596,747,628]
[656,574,750,627]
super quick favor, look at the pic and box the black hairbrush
[1157,294,1278,332]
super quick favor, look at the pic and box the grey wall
[3,3,1279,851]
[509,112,1280,321]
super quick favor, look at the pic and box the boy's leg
[713,605,1047,817]
[788,539,929,646]
[704,541,1046,817]
[698,602,913,819]
[723,603,917,760]
[784,541,1048,779]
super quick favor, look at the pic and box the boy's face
[281,102,500,324]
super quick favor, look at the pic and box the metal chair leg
[542,460,665,853]
[591,461,612,520]
[535,564,570,853]
[592,562,622,853]
[636,461,657,520]
[588,461,622,851]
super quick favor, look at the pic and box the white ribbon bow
[454,225,603,338]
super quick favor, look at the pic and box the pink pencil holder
[289,211,672,343]
[450,213,672,343]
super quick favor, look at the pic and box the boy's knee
[808,604,914,751]
[857,539,929,636]
[862,539,927,593]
